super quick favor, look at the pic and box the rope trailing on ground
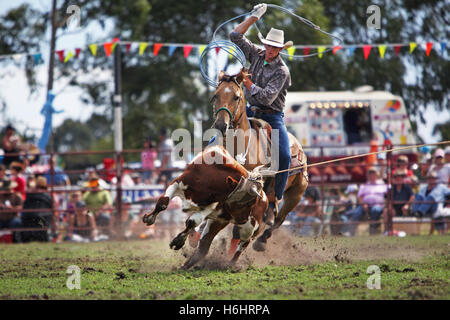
[200,4,343,87]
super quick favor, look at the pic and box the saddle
[248,117,305,177]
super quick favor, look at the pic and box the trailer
[284,86,418,182]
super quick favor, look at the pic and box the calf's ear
[226,176,239,189]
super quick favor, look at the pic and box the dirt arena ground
[0,230,448,299]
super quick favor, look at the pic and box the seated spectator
[0,164,6,185]
[428,148,449,185]
[10,161,26,200]
[392,155,418,184]
[412,170,449,218]
[2,124,21,168]
[0,179,23,242]
[377,153,388,182]
[292,187,323,237]
[67,191,82,216]
[430,193,449,235]
[342,167,388,236]
[22,176,53,242]
[392,169,415,217]
[82,173,113,235]
[65,201,98,242]
[43,157,70,187]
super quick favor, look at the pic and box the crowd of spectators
[288,147,450,236]
[0,125,179,244]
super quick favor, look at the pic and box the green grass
[0,234,449,299]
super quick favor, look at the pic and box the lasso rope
[260,141,450,176]
[200,4,343,87]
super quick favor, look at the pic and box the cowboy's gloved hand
[251,3,267,20]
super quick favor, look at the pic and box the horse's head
[211,69,247,136]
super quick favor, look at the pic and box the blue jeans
[247,106,291,200]
[342,205,383,236]
[412,194,438,216]
[0,217,23,242]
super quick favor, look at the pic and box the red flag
[153,43,163,56]
[303,47,310,56]
[104,42,113,57]
[363,45,372,60]
[184,45,193,58]
[215,47,220,55]
[394,45,401,56]
[75,48,81,58]
[55,50,64,62]
[332,46,342,55]
[426,42,433,56]
[125,43,132,54]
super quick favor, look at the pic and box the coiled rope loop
[199,4,343,87]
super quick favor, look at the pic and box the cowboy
[230,3,293,209]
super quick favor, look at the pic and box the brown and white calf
[142,145,268,269]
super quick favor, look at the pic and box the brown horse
[210,69,309,251]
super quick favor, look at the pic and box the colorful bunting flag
[104,42,113,57]
[32,53,42,64]
[215,47,220,55]
[228,46,235,60]
[425,42,433,56]
[168,46,177,56]
[153,43,163,56]
[56,50,64,62]
[111,38,120,53]
[440,42,446,55]
[12,54,24,63]
[409,42,417,54]
[75,48,81,58]
[378,45,386,58]
[394,45,401,56]
[184,45,193,58]
[332,46,342,55]
[348,46,356,56]
[64,50,74,63]
[287,47,295,61]
[125,43,132,54]
[199,45,206,56]
[89,44,98,56]
[363,45,372,60]
[303,47,310,56]
[317,46,326,59]
[139,42,148,56]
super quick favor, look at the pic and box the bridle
[212,80,244,130]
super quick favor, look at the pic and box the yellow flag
[89,44,98,56]
[64,50,74,63]
[378,45,386,58]
[287,47,296,61]
[228,46,235,60]
[199,45,206,56]
[139,42,148,56]
[409,42,417,53]
[318,46,326,59]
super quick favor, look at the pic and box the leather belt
[251,106,279,116]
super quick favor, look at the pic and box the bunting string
[0,40,447,64]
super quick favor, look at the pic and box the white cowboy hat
[258,28,293,50]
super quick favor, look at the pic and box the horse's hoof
[252,239,266,252]
[170,234,187,250]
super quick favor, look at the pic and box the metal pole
[386,143,394,234]
[113,42,123,238]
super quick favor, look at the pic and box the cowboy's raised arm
[230,4,267,63]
